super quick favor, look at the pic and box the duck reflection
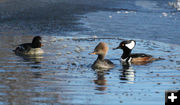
[120,62,135,83]
[94,71,108,91]
[15,53,43,62]
[15,54,43,69]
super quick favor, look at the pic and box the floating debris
[124,11,129,14]
[155,91,160,94]
[66,52,72,54]
[74,48,81,53]
[71,62,77,66]
[117,11,121,14]
[57,38,64,41]
[172,81,176,84]
[109,15,112,18]
[56,52,62,56]
[42,40,47,43]
[63,44,68,48]
[77,46,85,51]
[162,12,168,17]
[157,83,161,85]
[176,61,180,65]
[50,38,57,42]
[92,35,98,39]
[72,37,78,40]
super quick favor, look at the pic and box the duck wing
[15,43,32,53]
[130,53,152,58]
[104,59,115,67]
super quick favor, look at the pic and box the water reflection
[0,69,66,105]
[0,71,41,104]
[15,54,44,69]
[0,35,179,104]
[18,55,43,62]
[94,71,108,91]
[169,0,180,11]
[119,63,135,83]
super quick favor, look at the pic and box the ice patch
[109,15,112,18]
[169,0,180,11]
[162,12,168,17]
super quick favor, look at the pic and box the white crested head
[125,40,136,50]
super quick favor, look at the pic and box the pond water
[0,36,180,105]
[0,0,180,105]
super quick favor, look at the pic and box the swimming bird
[89,42,115,69]
[14,36,44,55]
[113,40,161,65]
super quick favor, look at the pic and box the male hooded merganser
[113,40,161,65]
[89,42,115,69]
[14,36,44,55]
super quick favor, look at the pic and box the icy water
[0,0,180,105]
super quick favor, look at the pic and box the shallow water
[0,35,180,105]
[0,0,180,105]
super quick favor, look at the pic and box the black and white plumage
[113,40,161,65]
[14,36,44,55]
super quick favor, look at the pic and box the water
[0,0,180,105]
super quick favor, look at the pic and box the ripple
[0,35,180,105]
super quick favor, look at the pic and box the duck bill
[89,52,96,55]
[41,43,44,47]
[113,46,121,50]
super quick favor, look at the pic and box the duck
[14,36,44,55]
[89,42,115,69]
[113,40,161,65]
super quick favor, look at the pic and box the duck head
[89,42,109,60]
[113,40,136,51]
[113,40,136,60]
[32,36,42,48]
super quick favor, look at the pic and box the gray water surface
[0,36,180,105]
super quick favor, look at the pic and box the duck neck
[32,41,41,48]
[121,48,132,60]
[97,54,105,61]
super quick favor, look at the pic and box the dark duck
[14,36,44,55]
[113,40,161,65]
[89,42,115,69]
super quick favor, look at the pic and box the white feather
[121,58,128,62]
[121,57,132,62]
[125,41,135,49]
[26,48,44,55]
